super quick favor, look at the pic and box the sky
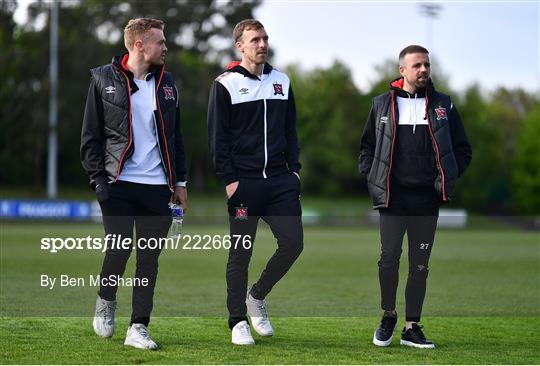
[13,0,540,94]
[254,1,540,93]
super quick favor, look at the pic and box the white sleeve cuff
[174,181,187,187]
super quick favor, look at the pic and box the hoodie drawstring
[413,93,417,134]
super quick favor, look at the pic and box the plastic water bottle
[168,203,183,239]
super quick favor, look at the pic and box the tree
[454,85,539,212]
[512,104,540,214]
[0,0,49,187]
[0,0,261,190]
[288,61,367,195]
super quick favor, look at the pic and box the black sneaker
[400,323,435,348]
[373,315,397,346]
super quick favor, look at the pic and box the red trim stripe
[112,64,133,181]
[386,91,397,208]
[425,92,447,202]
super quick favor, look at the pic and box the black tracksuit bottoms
[378,184,440,322]
[226,172,303,329]
[97,181,172,326]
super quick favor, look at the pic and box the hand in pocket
[226,181,239,199]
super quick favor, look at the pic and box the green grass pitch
[1,221,539,364]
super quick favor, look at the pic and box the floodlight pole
[419,3,442,54]
[47,0,58,198]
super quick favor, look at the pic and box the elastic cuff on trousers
[130,317,150,327]
[228,316,249,330]
[405,316,421,322]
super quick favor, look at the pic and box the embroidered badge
[273,83,284,96]
[105,86,116,94]
[235,205,248,220]
[163,86,175,100]
[239,88,249,95]
[380,116,388,124]
[434,107,448,120]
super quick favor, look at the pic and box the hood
[225,61,273,80]
[390,76,434,98]
[112,53,164,93]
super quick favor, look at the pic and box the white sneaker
[124,323,158,350]
[231,320,255,345]
[92,296,116,337]
[246,292,274,337]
